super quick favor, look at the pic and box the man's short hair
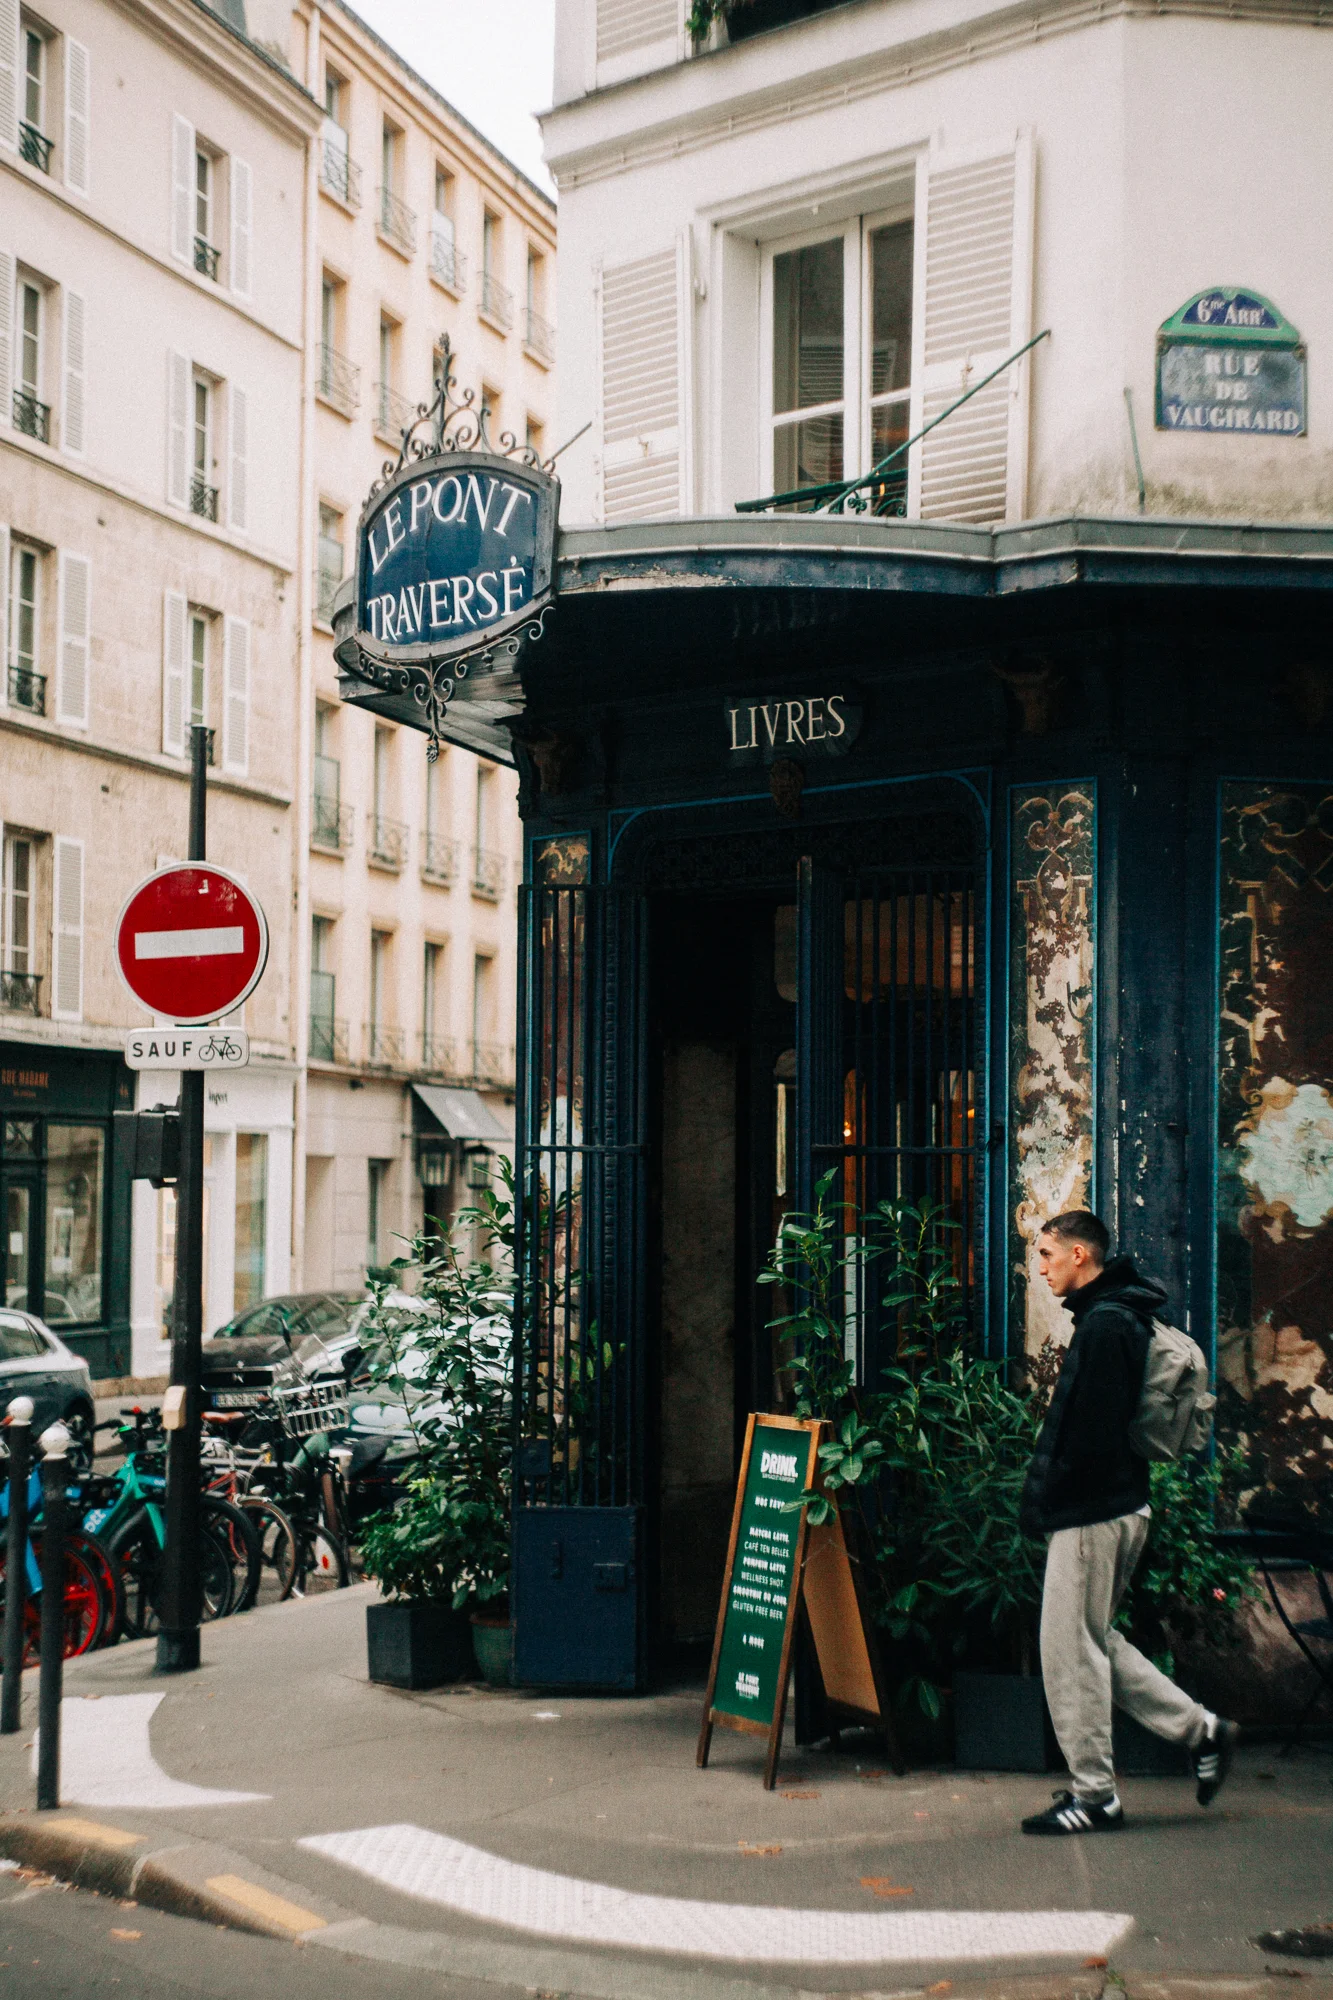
[1039,1209,1110,1262]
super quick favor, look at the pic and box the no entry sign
[115,864,269,1024]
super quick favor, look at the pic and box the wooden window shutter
[230,156,252,300]
[0,522,9,693]
[57,550,91,726]
[222,614,250,775]
[162,589,187,757]
[166,349,189,505]
[64,36,90,194]
[62,287,86,456]
[0,0,16,153]
[914,135,1035,525]
[171,113,194,263]
[600,248,681,524]
[51,836,85,1021]
[596,0,678,60]
[0,247,13,426]
[228,384,248,531]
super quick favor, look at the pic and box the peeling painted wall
[1008,788,1096,1353]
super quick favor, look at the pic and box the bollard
[1,1396,35,1735]
[36,1421,71,1811]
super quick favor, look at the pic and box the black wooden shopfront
[339,509,1333,1693]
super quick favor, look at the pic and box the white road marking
[300,1823,1133,1965]
[32,1694,268,1809]
[135,926,244,959]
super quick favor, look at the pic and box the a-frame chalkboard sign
[697,1412,900,1789]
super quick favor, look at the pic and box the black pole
[156,724,209,1673]
[1,1396,35,1733]
[36,1425,69,1809]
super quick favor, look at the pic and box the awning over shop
[411,1084,508,1143]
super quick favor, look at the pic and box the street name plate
[124,1028,249,1070]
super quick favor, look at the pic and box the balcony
[420,1032,461,1076]
[429,229,466,296]
[7,666,46,715]
[377,185,417,257]
[420,831,460,885]
[315,547,344,623]
[316,342,359,420]
[0,970,42,1015]
[471,1041,515,1088]
[366,1021,406,1067]
[309,1013,349,1064]
[471,846,506,902]
[312,762,353,851]
[19,122,52,173]
[374,381,415,445]
[190,474,219,522]
[367,812,408,871]
[319,136,362,210]
[193,237,221,281]
[523,307,555,367]
[479,270,513,333]
[13,389,50,444]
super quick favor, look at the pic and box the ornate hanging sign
[1156,288,1306,438]
[335,338,558,758]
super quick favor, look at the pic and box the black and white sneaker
[1021,1789,1125,1836]
[1193,1718,1240,1806]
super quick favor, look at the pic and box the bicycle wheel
[67,1529,124,1651]
[201,1495,261,1614]
[107,1505,236,1638]
[19,1536,107,1663]
[238,1497,298,1604]
[291,1522,350,1598]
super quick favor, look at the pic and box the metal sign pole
[156,725,209,1672]
[36,1420,70,1808]
[1,1396,35,1732]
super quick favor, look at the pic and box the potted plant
[359,1170,515,1689]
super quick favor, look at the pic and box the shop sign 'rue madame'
[1156,286,1306,437]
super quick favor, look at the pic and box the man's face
[1038,1231,1100,1299]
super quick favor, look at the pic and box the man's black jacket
[1019,1257,1162,1536]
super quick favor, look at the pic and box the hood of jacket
[1066,1255,1167,1328]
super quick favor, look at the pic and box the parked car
[0,1309,96,1474]
[210,1292,364,1349]
[200,1293,363,1413]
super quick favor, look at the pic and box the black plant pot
[953,1671,1061,1772]
[366,1599,473,1690]
[1112,1710,1191,1776]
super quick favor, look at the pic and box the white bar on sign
[135,925,245,960]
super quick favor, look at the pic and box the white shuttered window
[597,0,678,59]
[62,287,86,455]
[162,589,187,756]
[57,550,91,725]
[166,348,189,505]
[228,384,248,531]
[600,249,681,524]
[51,835,84,1021]
[170,113,194,263]
[0,246,14,424]
[0,522,9,686]
[914,137,1035,525]
[64,37,89,193]
[230,156,252,298]
[0,0,16,153]
[222,614,249,775]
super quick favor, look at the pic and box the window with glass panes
[3,834,34,974]
[18,280,41,399]
[766,212,913,505]
[195,148,212,249]
[9,541,40,682]
[23,28,43,132]
[193,377,210,482]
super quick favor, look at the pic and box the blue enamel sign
[1156,287,1306,438]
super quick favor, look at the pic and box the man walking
[1018,1210,1239,1834]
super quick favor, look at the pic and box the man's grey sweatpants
[1040,1512,1208,1801]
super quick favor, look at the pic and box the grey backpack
[1128,1319,1216,1462]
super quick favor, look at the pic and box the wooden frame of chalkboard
[696,1412,822,1791]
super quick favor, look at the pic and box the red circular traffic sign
[115,864,269,1025]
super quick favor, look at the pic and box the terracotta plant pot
[470,1613,512,1687]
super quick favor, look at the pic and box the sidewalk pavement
[0,1585,1330,2000]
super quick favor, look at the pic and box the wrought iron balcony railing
[317,343,359,419]
[470,845,506,902]
[190,474,219,522]
[377,185,417,256]
[471,1041,515,1088]
[420,831,460,885]
[479,270,513,332]
[430,230,466,295]
[19,122,52,172]
[319,137,361,209]
[367,812,408,870]
[309,1012,349,1064]
[420,1032,460,1076]
[315,554,344,623]
[7,666,46,714]
[0,970,42,1015]
[523,308,555,366]
[312,760,353,849]
[13,389,50,443]
[366,1021,406,1066]
[373,381,416,444]
[194,237,220,281]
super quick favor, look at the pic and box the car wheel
[63,1402,94,1479]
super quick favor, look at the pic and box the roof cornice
[114,0,321,138]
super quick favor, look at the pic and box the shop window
[234,1132,267,1314]
[44,1123,103,1325]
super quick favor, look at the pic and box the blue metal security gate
[512,841,649,1690]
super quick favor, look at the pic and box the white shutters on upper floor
[228,384,248,531]
[600,247,683,524]
[162,589,187,757]
[0,523,9,690]
[912,134,1035,525]
[222,614,249,775]
[0,0,17,154]
[597,0,678,59]
[171,113,194,263]
[62,287,86,455]
[51,835,84,1021]
[167,348,189,506]
[57,549,91,725]
[64,37,89,194]
[0,247,13,426]
[230,155,252,299]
